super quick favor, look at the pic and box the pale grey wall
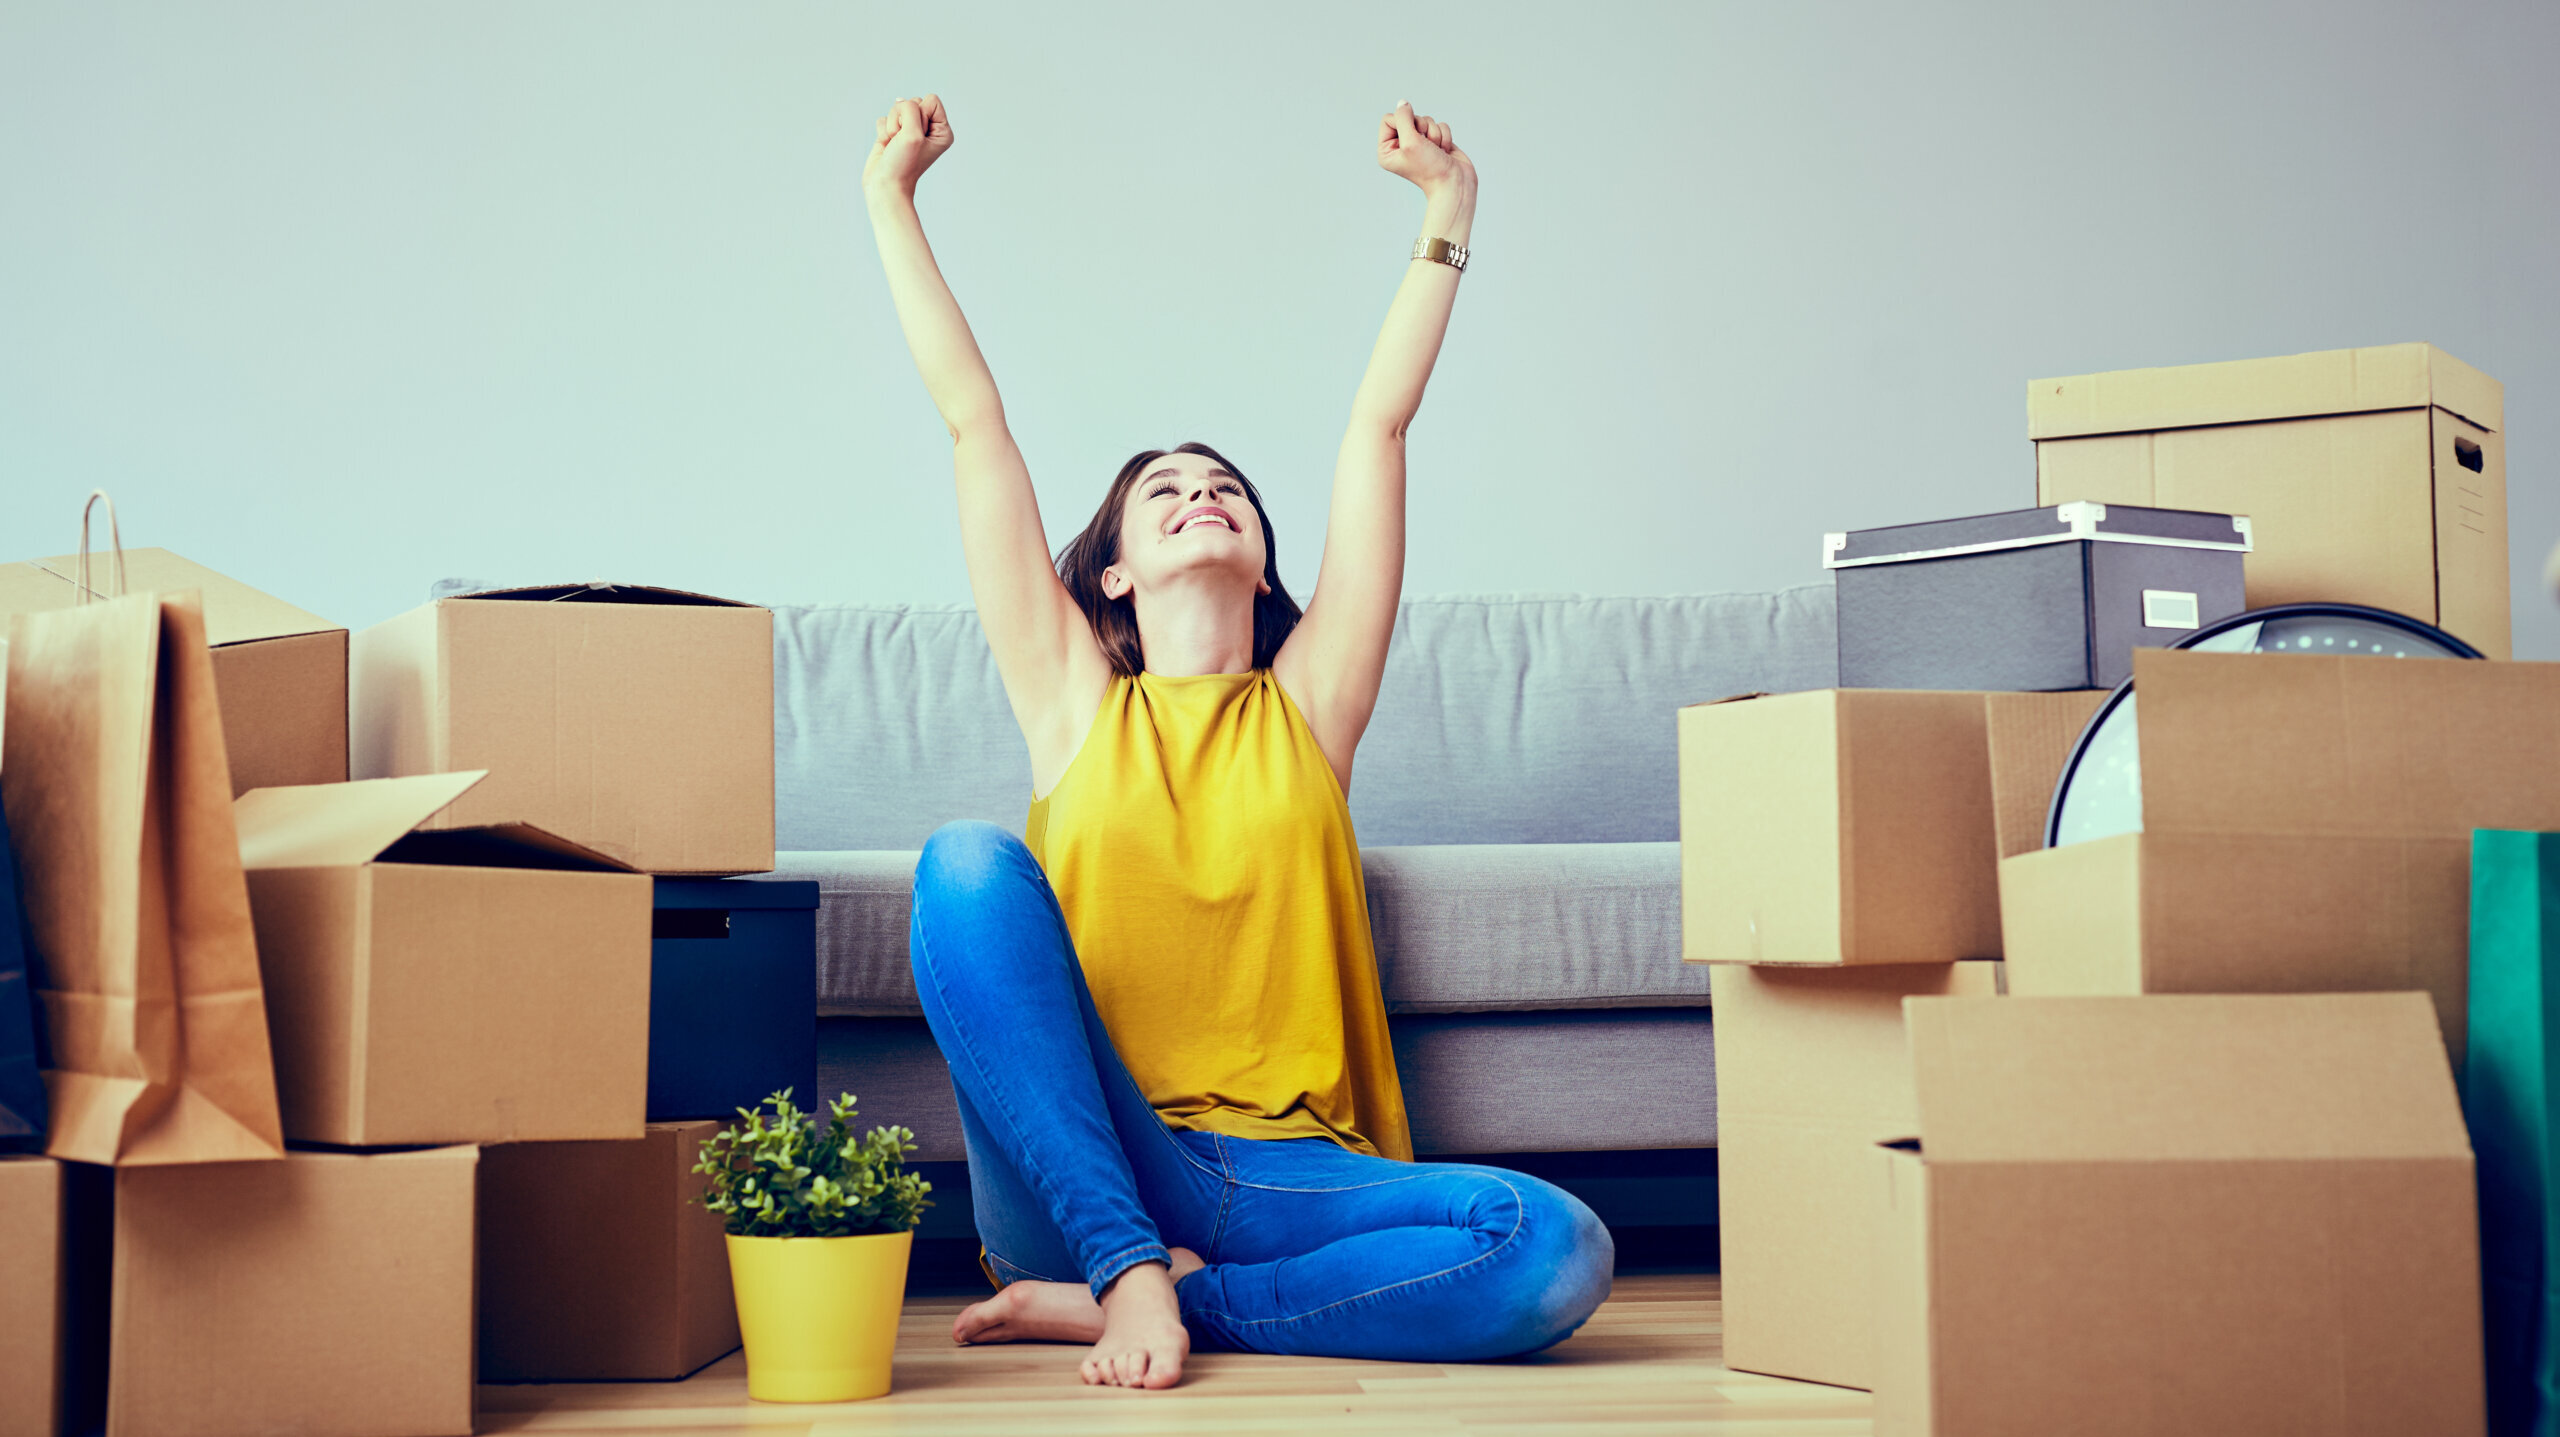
[5,1,2555,656]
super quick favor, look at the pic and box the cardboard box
[236,770,654,1145]
[1999,648,2560,1059]
[649,879,818,1121]
[1872,992,2483,1437]
[1710,961,2000,1391]
[110,1146,477,1437]
[1828,503,2249,691]
[479,1121,742,1380]
[351,583,774,875]
[0,1156,62,1437]
[1681,690,2000,964]
[0,548,346,794]
[2031,342,2510,658]
[1983,689,2110,858]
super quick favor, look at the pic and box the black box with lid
[1825,502,2251,691]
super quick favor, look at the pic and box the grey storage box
[1825,502,2251,691]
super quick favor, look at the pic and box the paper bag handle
[75,490,127,604]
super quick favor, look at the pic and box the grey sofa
[770,587,1840,1166]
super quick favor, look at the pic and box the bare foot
[1079,1253,1195,1389]
[952,1279,1104,1346]
[950,1248,1207,1372]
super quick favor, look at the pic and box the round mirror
[2043,604,2485,849]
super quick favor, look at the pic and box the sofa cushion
[771,588,1837,851]
[816,1008,1717,1163]
[781,840,1704,1018]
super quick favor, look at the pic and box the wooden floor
[475,1271,1872,1435]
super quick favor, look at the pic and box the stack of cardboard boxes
[0,564,784,1436]
[1687,342,2529,1432]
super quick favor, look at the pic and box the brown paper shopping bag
[0,495,283,1164]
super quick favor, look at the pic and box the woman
[863,92,1611,1391]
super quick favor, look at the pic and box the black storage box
[649,878,819,1120]
[1825,501,2251,691]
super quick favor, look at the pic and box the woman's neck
[1131,575,1258,676]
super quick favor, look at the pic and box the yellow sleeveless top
[1025,669,1413,1162]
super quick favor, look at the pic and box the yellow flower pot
[725,1229,913,1402]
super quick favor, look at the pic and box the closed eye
[1147,482,1177,498]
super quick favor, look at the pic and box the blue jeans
[908,820,1615,1360]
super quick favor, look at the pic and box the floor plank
[474,1273,1870,1434]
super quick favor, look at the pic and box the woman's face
[1101,451,1270,601]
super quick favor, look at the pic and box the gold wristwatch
[1412,236,1469,272]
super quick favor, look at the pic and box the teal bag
[2471,829,2560,1437]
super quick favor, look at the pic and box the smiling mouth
[1173,511,1238,535]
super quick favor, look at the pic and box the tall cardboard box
[479,1121,742,1380]
[110,1146,478,1437]
[1711,961,1999,1391]
[0,548,346,794]
[0,1156,63,1437]
[1999,648,2560,1059]
[1681,690,2001,964]
[236,770,654,1144]
[2032,342,2510,658]
[1872,992,2483,1437]
[351,583,774,875]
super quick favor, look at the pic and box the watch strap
[1412,236,1469,271]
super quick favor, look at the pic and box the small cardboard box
[1710,960,2000,1392]
[649,879,818,1121]
[236,770,654,1145]
[2000,648,2560,1060]
[1872,992,2484,1437]
[0,1156,63,1437]
[2031,342,2509,658]
[1680,690,2000,965]
[1827,502,2250,691]
[479,1121,742,1380]
[110,1146,478,1437]
[351,583,774,876]
[0,548,346,794]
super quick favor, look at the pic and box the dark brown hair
[1055,441,1302,677]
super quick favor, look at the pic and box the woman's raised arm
[1274,102,1477,785]
[863,96,1108,775]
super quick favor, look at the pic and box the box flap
[2028,343,2503,439]
[447,581,756,609]
[0,547,342,646]
[2134,648,2560,840]
[237,772,489,869]
[1985,690,2111,858]
[1906,992,2468,1164]
[378,821,641,873]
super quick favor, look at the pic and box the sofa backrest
[774,587,1838,850]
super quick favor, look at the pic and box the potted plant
[694,1089,933,1402]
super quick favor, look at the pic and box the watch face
[2045,604,2484,848]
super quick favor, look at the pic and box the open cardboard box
[351,583,774,876]
[236,770,653,1145]
[2000,648,2560,1060]
[2032,342,2509,658]
[0,549,346,794]
[1710,960,2000,1391]
[1871,992,2483,1437]
[1680,690,2003,965]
